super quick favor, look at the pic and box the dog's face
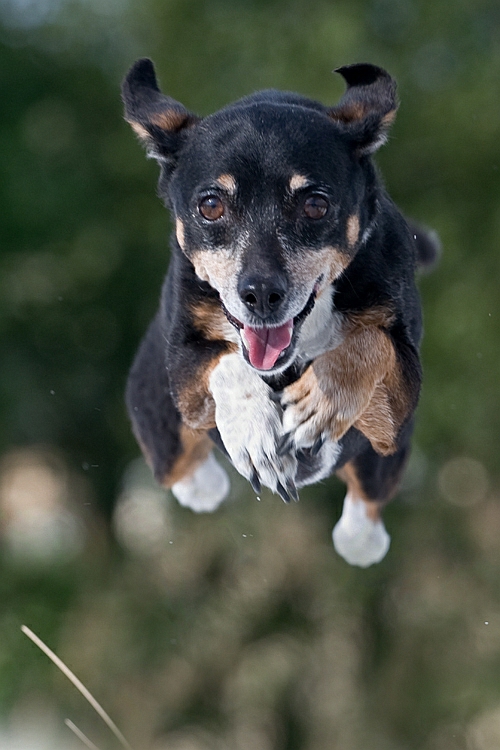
[122,61,397,372]
[169,105,358,372]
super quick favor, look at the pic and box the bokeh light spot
[438,456,489,507]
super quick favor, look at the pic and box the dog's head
[122,59,397,373]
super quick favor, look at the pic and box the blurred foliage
[0,0,500,748]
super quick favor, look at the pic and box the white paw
[209,353,297,499]
[171,453,230,512]
[281,403,318,451]
[332,493,390,567]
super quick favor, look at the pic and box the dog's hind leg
[126,314,230,512]
[169,428,230,512]
[333,423,413,567]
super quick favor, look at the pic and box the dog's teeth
[240,329,249,350]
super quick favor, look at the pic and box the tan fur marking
[216,173,237,194]
[325,246,350,283]
[191,249,241,289]
[286,245,350,293]
[285,334,392,445]
[194,242,348,306]
[177,368,216,430]
[349,306,411,444]
[128,120,150,141]
[162,426,213,487]
[336,462,381,521]
[151,110,189,132]
[346,214,360,248]
[381,109,397,127]
[289,173,309,192]
[177,348,237,430]
[357,318,412,454]
[190,299,238,343]
[348,306,395,329]
[284,307,409,454]
[330,102,367,124]
[354,382,397,456]
[176,218,185,250]
[320,323,398,450]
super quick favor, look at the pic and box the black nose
[238,274,288,319]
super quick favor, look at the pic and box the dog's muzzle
[222,289,317,371]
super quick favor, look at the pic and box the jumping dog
[122,59,437,566]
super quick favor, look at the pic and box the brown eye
[303,194,329,220]
[199,195,224,221]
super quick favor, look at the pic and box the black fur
[123,58,437,526]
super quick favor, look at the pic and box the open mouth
[222,290,317,371]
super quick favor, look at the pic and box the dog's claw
[276,481,291,504]
[277,432,294,456]
[250,469,262,495]
[311,434,325,456]
[287,480,300,503]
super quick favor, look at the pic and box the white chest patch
[296,287,344,363]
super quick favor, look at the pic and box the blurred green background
[1,0,499,748]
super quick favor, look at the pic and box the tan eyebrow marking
[289,173,310,192]
[346,214,360,248]
[216,173,237,194]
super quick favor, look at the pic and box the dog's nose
[238,274,288,319]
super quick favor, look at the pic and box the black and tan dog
[122,59,436,567]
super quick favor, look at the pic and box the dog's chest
[295,287,344,363]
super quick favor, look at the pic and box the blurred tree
[1,0,500,748]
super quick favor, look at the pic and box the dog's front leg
[209,352,298,502]
[281,324,407,455]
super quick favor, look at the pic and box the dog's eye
[199,195,224,221]
[303,194,329,220]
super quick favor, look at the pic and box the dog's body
[123,59,436,566]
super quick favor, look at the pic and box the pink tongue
[243,320,293,370]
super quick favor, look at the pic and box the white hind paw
[171,453,230,512]
[332,493,390,568]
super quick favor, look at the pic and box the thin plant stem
[21,625,134,750]
[64,718,101,750]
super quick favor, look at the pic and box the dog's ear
[122,58,199,164]
[329,64,398,155]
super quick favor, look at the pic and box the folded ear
[121,58,199,163]
[329,64,398,155]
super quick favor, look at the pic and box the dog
[122,59,437,567]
